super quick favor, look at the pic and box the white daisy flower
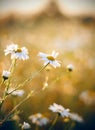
[29,113,49,126]
[66,64,74,72]
[69,113,84,123]
[8,88,25,97]
[11,47,29,60]
[49,103,70,118]
[4,44,29,60]
[4,44,18,55]
[38,51,61,68]
[2,70,11,80]
[22,122,31,129]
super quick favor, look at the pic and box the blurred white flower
[2,70,11,80]
[4,44,29,60]
[49,103,70,118]
[79,90,95,105]
[29,113,49,126]
[66,64,74,72]
[69,112,84,123]
[22,122,31,129]
[38,51,61,68]
[8,88,25,97]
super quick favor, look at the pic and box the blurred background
[0,0,95,130]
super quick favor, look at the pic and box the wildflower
[66,64,74,72]
[8,88,25,97]
[4,44,18,55]
[22,122,31,129]
[4,44,29,60]
[29,113,49,126]
[79,90,95,105]
[38,51,61,68]
[49,103,70,117]
[2,70,11,80]
[69,112,84,123]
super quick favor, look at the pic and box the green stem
[0,79,4,88]
[49,114,59,130]
[0,63,49,110]
[13,97,18,115]
[0,59,16,88]
[0,59,16,110]
[8,62,50,95]
[68,121,76,130]
[9,58,16,73]
[5,58,16,93]
[1,91,33,125]
[64,120,76,130]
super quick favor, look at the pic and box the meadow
[0,13,95,130]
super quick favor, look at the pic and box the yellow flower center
[47,56,55,61]
[15,48,22,53]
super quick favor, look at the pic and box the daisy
[4,44,29,60]
[66,64,74,72]
[29,113,49,126]
[38,51,61,68]
[69,112,84,123]
[79,90,95,105]
[22,122,31,129]
[4,44,18,55]
[49,103,70,118]
[8,88,25,97]
[2,70,11,80]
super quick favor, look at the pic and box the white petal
[52,51,59,58]
[38,52,47,58]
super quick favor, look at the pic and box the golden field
[0,7,95,130]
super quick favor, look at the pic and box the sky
[0,0,95,17]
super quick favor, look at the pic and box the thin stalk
[0,79,4,88]
[49,114,59,130]
[64,120,76,130]
[1,91,34,125]
[0,59,16,110]
[0,63,49,109]
[8,62,50,95]
[0,59,16,88]
[9,58,16,73]
[68,121,76,130]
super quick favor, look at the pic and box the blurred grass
[0,13,95,129]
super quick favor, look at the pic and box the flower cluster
[0,43,83,130]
